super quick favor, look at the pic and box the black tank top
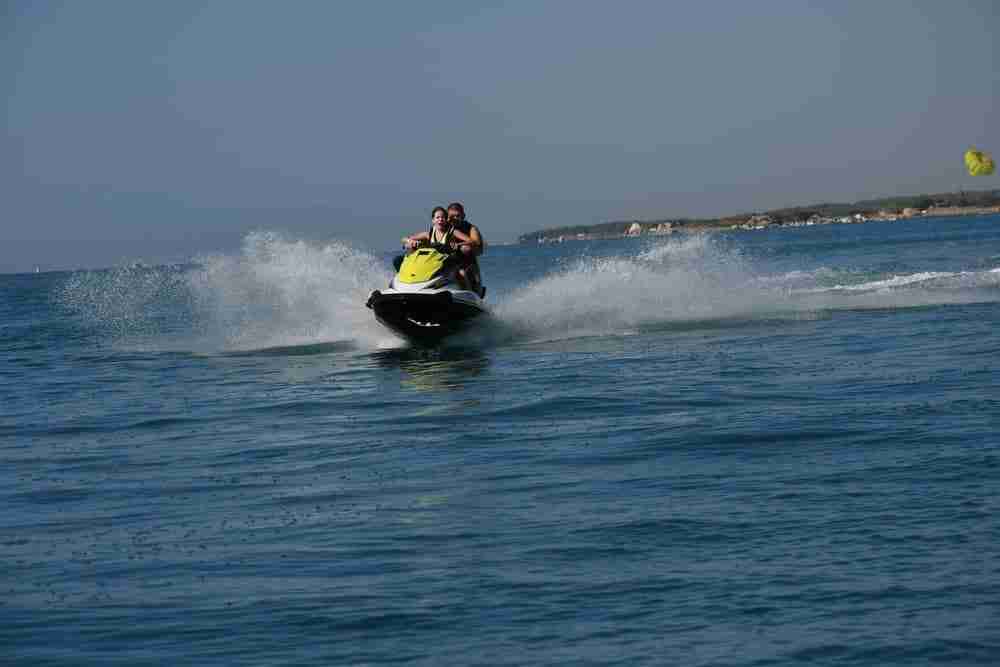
[429,224,455,247]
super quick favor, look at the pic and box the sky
[2,0,998,273]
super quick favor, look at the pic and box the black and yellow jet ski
[366,244,487,345]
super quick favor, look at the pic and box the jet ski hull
[366,289,486,345]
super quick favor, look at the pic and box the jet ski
[366,244,487,345]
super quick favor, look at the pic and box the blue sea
[3,216,999,665]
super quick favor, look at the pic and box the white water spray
[58,231,1000,353]
[186,232,397,351]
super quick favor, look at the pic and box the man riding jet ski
[366,206,487,345]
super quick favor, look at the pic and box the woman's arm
[402,231,431,250]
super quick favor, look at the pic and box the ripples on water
[3,219,999,665]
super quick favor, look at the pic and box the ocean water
[3,216,999,665]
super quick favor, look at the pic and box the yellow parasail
[964,147,995,176]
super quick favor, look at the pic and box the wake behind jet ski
[366,242,487,345]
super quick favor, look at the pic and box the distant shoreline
[519,190,1000,244]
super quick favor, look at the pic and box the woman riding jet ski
[366,207,487,345]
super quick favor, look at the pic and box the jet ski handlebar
[405,241,461,256]
[429,242,459,255]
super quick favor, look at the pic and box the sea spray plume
[55,235,394,352]
[488,233,1000,346]
[56,264,196,347]
[187,232,392,351]
[493,235,785,341]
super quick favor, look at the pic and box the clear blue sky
[2,1,997,272]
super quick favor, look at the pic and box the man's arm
[464,225,484,256]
